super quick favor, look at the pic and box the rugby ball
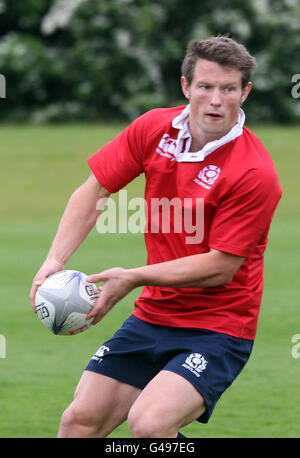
[35,270,100,336]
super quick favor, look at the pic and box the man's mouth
[205,112,223,119]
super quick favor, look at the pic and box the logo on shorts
[194,165,221,189]
[91,345,110,363]
[182,353,208,378]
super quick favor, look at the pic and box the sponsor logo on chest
[156,134,178,161]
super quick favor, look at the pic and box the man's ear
[181,76,190,100]
[241,81,253,105]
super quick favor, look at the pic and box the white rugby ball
[35,270,100,336]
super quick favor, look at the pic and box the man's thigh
[67,370,142,435]
[128,370,206,435]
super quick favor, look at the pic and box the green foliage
[0,0,299,122]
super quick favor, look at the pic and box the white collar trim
[171,105,245,162]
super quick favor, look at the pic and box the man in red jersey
[30,36,282,438]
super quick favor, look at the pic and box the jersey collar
[171,105,245,162]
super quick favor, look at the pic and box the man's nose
[210,89,222,106]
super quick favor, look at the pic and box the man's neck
[187,111,241,152]
[188,124,232,153]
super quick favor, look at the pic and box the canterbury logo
[156,134,177,161]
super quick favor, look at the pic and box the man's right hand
[29,174,110,313]
[30,259,65,312]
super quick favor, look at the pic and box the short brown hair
[181,36,256,88]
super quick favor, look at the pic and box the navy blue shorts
[85,315,253,423]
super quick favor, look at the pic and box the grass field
[0,123,299,438]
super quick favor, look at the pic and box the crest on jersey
[194,165,221,189]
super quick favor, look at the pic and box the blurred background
[0,0,300,123]
[0,0,300,438]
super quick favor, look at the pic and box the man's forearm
[46,176,109,265]
[85,249,245,324]
[129,250,239,289]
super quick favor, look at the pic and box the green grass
[0,123,299,438]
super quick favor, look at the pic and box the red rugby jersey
[88,106,282,340]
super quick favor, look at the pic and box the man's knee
[58,402,102,438]
[128,406,177,438]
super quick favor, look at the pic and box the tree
[0,0,299,123]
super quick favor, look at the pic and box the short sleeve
[209,168,282,257]
[87,116,145,193]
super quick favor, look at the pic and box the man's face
[181,58,252,143]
